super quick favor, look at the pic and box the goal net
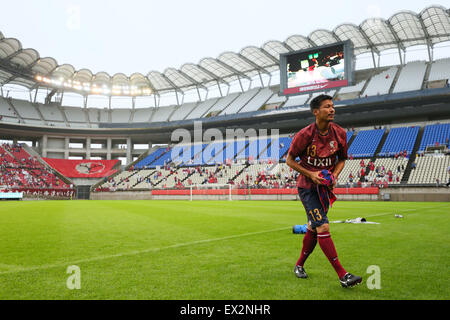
[189,183,233,201]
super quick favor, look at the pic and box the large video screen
[280,41,354,96]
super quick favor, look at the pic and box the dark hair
[310,94,333,112]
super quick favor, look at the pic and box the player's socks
[296,229,317,267]
[317,232,347,278]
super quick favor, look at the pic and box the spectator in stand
[360,159,365,168]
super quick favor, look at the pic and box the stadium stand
[92,118,450,192]
[0,97,18,121]
[347,128,385,158]
[219,88,259,115]
[263,91,287,109]
[169,102,198,121]
[336,80,367,100]
[418,123,450,153]
[37,103,65,122]
[428,58,450,82]
[10,99,41,121]
[392,61,427,93]
[151,105,177,122]
[361,67,398,96]
[335,159,364,186]
[185,98,219,119]
[0,143,74,196]
[365,157,409,185]
[205,92,240,117]
[238,88,274,113]
[135,147,169,169]
[346,130,354,144]
[378,126,420,156]
[408,155,450,185]
[282,93,310,108]
[111,109,131,123]
[132,108,154,122]
[62,107,88,123]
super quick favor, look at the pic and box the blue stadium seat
[378,126,419,157]
[135,147,167,169]
[346,131,353,144]
[347,128,385,158]
[418,123,450,153]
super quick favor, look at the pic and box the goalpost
[189,183,233,201]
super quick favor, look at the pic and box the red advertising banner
[43,158,119,178]
[151,187,379,196]
[283,79,348,95]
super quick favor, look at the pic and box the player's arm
[332,129,349,188]
[331,159,345,189]
[286,153,326,185]
[333,159,345,180]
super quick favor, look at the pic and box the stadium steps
[181,101,200,120]
[148,108,157,122]
[229,163,251,184]
[358,72,373,98]
[388,65,403,94]
[30,101,46,123]
[147,147,171,167]
[233,140,251,161]
[203,143,227,164]
[374,128,389,158]
[358,129,389,182]
[21,143,73,186]
[347,132,357,149]
[257,138,273,160]
[130,146,159,169]
[235,88,262,114]
[6,98,24,123]
[181,169,197,184]
[422,62,432,90]
[152,170,174,188]
[57,102,70,127]
[91,146,158,190]
[401,126,425,184]
[132,170,157,188]
[167,105,179,122]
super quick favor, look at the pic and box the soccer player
[286,94,362,288]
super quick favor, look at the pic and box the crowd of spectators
[0,143,73,193]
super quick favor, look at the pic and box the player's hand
[328,177,337,191]
[309,171,327,185]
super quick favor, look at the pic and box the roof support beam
[176,69,208,91]
[358,26,381,56]
[214,59,251,81]
[386,21,406,65]
[236,53,271,76]
[417,14,434,62]
[194,64,229,86]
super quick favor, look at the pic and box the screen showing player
[280,41,354,96]
[287,45,345,89]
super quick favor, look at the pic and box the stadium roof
[0,5,449,98]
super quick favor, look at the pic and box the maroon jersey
[288,122,348,189]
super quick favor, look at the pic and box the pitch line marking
[0,226,290,275]
[363,204,448,219]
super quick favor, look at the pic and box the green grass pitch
[0,200,448,300]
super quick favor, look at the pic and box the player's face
[314,99,335,122]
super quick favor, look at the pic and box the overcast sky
[0,0,446,75]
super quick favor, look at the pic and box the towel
[317,169,337,213]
